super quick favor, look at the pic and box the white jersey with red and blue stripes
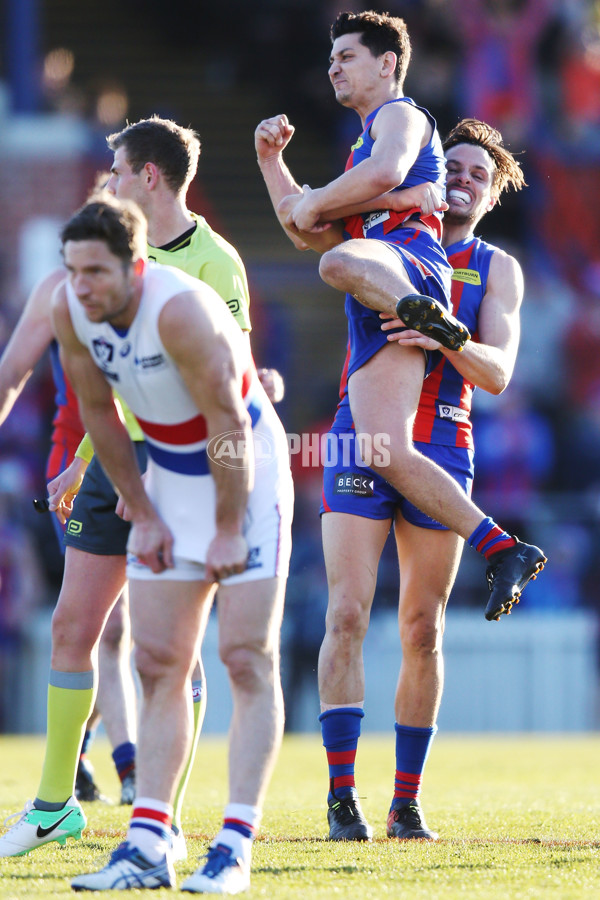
[67,262,258,470]
[66,262,293,572]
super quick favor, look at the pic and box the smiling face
[444,143,498,228]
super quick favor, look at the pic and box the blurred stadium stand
[2,0,600,732]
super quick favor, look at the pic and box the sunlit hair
[107,115,200,195]
[60,190,147,264]
[90,171,111,194]
[443,118,527,199]
[330,10,411,85]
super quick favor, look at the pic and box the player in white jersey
[66,260,290,583]
[52,193,292,894]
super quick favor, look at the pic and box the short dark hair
[61,191,147,263]
[107,116,200,195]
[443,118,526,198]
[330,10,411,85]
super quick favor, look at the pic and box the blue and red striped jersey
[342,97,446,242]
[332,235,496,447]
[413,235,495,448]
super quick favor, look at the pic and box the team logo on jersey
[451,268,481,285]
[351,135,364,152]
[246,546,262,570]
[227,299,241,316]
[120,342,132,358]
[134,353,166,370]
[66,519,83,535]
[92,337,114,365]
[437,402,469,423]
[333,473,374,497]
[362,210,390,237]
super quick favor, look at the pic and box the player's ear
[133,257,146,276]
[380,51,397,79]
[487,192,499,212]
[144,162,159,188]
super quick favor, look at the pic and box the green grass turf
[0,733,599,898]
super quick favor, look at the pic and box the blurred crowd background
[1,0,600,730]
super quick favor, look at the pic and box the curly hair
[443,118,526,197]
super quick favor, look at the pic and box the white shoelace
[3,800,33,828]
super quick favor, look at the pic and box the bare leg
[128,578,216,803]
[394,518,464,725]
[319,238,417,316]
[96,588,137,749]
[349,344,486,539]
[217,577,286,808]
[318,513,391,708]
[37,549,127,802]
[51,549,127,672]
[172,656,207,835]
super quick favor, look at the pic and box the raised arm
[51,284,173,572]
[323,180,448,222]
[277,180,446,255]
[289,101,429,232]
[158,289,253,581]
[0,268,64,427]
[255,114,308,250]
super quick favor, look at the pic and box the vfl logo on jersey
[134,353,166,370]
[437,402,469,423]
[350,135,364,152]
[362,210,390,237]
[92,337,114,364]
[452,268,481,285]
[66,519,83,535]
[246,546,262,570]
[333,473,374,497]
[227,299,241,316]
[120,341,132,358]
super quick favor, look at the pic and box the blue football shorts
[63,441,148,555]
[320,429,474,530]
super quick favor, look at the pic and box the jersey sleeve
[113,391,144,441]
[74,432,94,463]
[200,249,252,332]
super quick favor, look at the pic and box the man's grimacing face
[444,143,497,227]
[329,32,389,108]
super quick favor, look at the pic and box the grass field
[0,733,599,898]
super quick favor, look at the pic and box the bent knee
[99,614,128,653]
[219,641,275,693]
[319,245,362,290]
[51,604,97,653]
[134,640,182,684]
